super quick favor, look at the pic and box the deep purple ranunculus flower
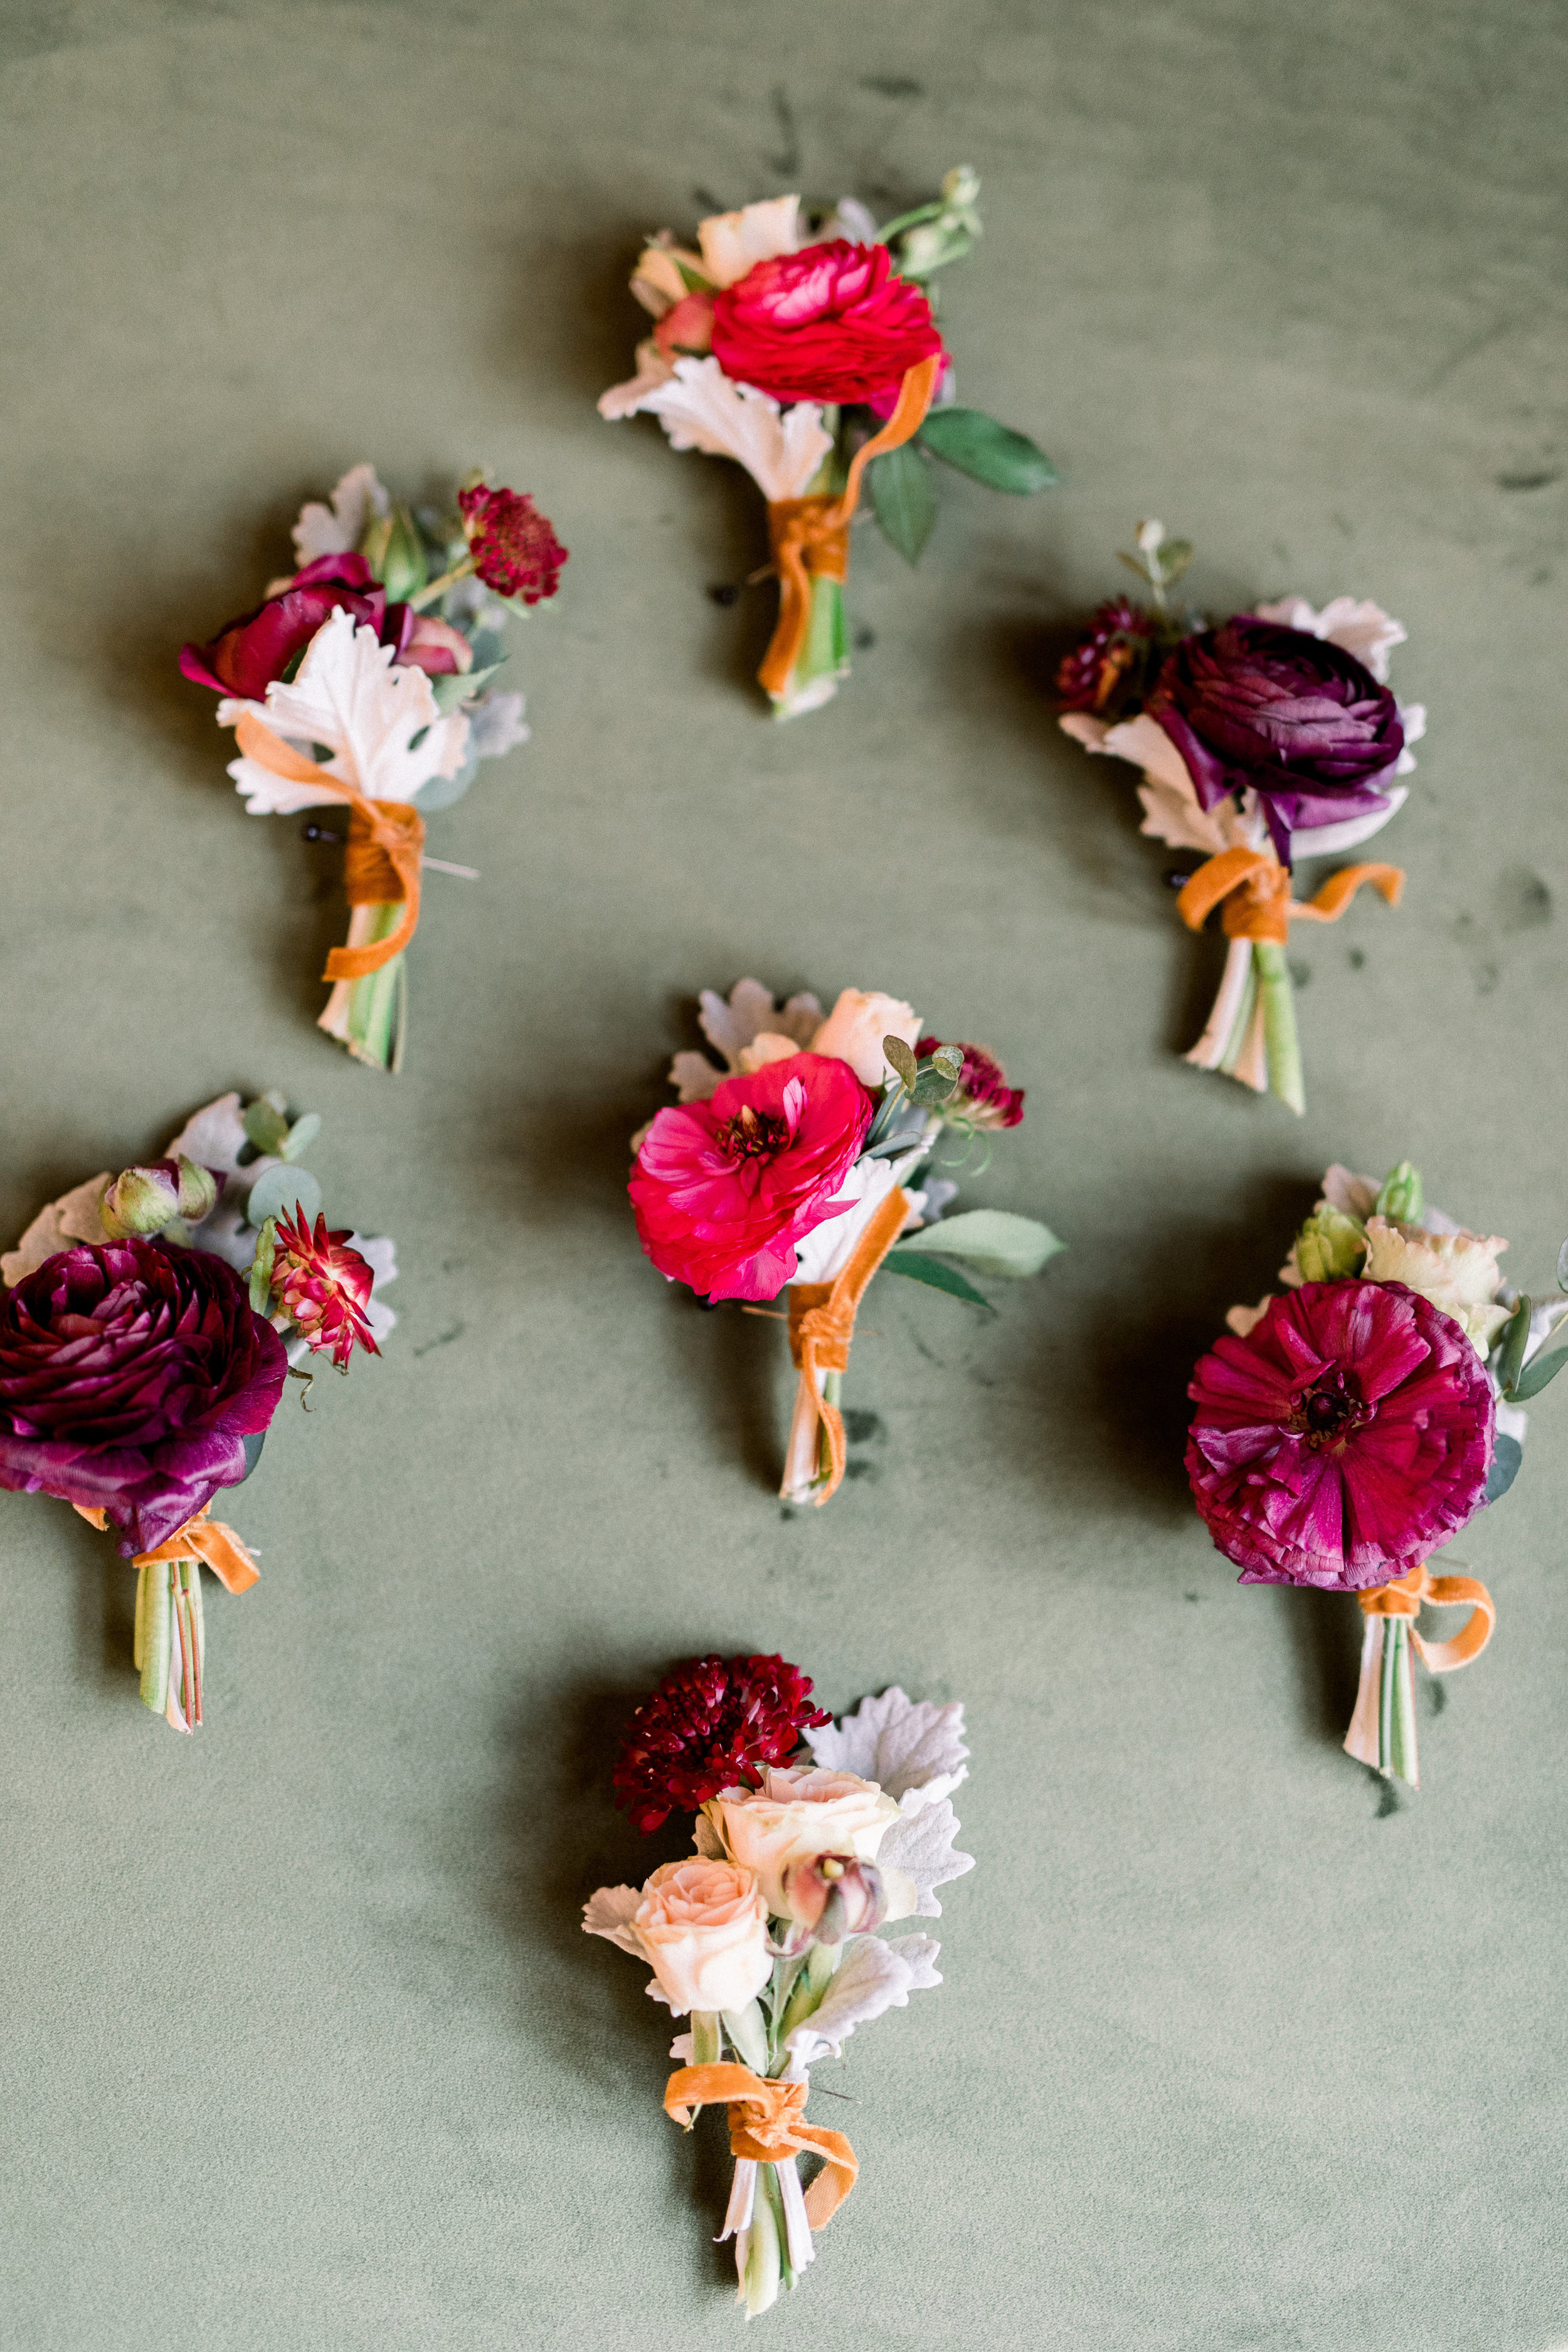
[1148,616,1405,864]
[1186,1279,1493,1593]
[0,1241,289,1557]
[179,553,412,700]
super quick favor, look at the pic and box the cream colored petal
[697,194,803,288]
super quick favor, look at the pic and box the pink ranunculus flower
[1186,1278,1495,1591]
[629,1052,874,1303]
[710,238,946,408]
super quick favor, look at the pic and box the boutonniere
[0,1091,395,1731]
[600,172,1055,718]
[1058,523,1421,1111]
[181,464,566,1069]
[1188,1160,1568,1788]
[628,980,1063,1503]
[585,1655,973,2318]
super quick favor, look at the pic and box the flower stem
[691,2010,721,2067]
[318,903,407,1071]
[814,1370,842,1491]
[772,575,849,721]
[406,558,475,612]
[1253,941,1305,1115]
[741,2173,783,2316]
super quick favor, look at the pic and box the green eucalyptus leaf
[882,1037,919,1091]
[1155,538,1194,585]
[894,1209,1065,1279]
[243,1100,290,1156]
[280,1113,322,1164]
[918,406,1059,494]
[247,1218,277,1314]
[880,1251,995,1310]
[1507,1337,1568,1403]
[1484,1432,1523,1503]
[868,442,939,565]
[1493,1295,1532,1397]
[428,660,504,714]
[1116,549,1153,588]
[246,1163,322,1232]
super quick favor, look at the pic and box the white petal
[582,1885,645,1956]
[876,1796,974,1920]
[235,609,469,804]
[669,1051,724,1103]
[161,1093,251,1177]
[2,1174,113,1287]
[1289,784,1407,861]
[789,1157,920,1288]
[467,691,529,762]
[783,1932,943,2065]
[806,1686,970,1806]
[1253,594,1407,682]
[637,358,831,501]
[697,194,803,288]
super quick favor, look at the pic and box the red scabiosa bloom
[1186,1279,1494,1592]
[1054,596,1157,716]
[630,1052,874,1303]
[270,1208,379,1370]
[710,239,945,408]
[915,1036,1025,1129]
[456,485,568,605]
[614,1653,831,1833]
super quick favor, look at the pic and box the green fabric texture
[1,4,1565,2346]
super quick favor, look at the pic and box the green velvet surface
[1,4,1565,2346]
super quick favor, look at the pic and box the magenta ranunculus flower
[630,1052,874,1303]
[710,238,946,408]
[179,553,410,700]
[1186,1279,1494,1592]
[1148,615,1406,863]
[0,1241,289,1558]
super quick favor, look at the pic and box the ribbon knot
[783,1185,913,1505]
[1356,1559,1495,1671]
[1176,846,1404,946]
[75,1502,261,1594]
[233,710,426,982]
[758,354,942,702]
[663,2063,857,2231]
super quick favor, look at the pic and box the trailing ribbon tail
[758,354,942,705]
[662,2063,858,2232]
[75,1504,261,1732]
[1343,1559,1495,1789]
[781,1187,913,1506]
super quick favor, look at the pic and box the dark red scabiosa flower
[269,1207,379,1371]
[1147,615,1405,864]
[1055,597,1158,715]
[915,1036,1025,1129]
[179,553,410,699]
[1186,1279,1494,1592]
[0,1241,288,1557]
[456,485,568,605]
[711,239,946,407]
[630,1052,874,1303]
[613,1653,832,1833]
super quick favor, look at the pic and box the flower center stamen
[1294,1374,1366,1448]
[719,1106,788,1160]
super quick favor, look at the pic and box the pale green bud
[1374,1160,1423,1224]
[941,164,981,208]
[358,502,428,601]
[1294,1204,1367,1284]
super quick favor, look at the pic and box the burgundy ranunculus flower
[711,238,946,407]
[915,1036,1025,1129]
[179,553,410,699]
[1148,616,1405,863]
[630,1052,874,1303]
[0,1241,289,1558]
[613,1653,831,1833]
[1186,1279,1494,1592]
[456,485,568,605]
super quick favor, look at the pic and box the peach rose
[632,1858,771,2015]
[704,1766,901,1914]
[808,988,922,1088]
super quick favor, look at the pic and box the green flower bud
[1294,1204,1367,1284]
[1374,1160,1423,1224]
[100,1155,218,1239]
[358,502,428,601]
[174,1155,219,1222]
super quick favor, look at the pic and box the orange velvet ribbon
[785,1185,912,1506]
[1176,847,1404,946]
[758,354,943,700]
[74,1503,260,1594]
[1357,1559,1495,1671]
[664,2063,857,2230]
[233,710,426,982]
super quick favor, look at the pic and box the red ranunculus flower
[710,238,946,407]
[179,553,410,700]
[457,485,568,605]
[630,1052,874,1303]
[1187,1279,1494,1592]
[0,1241,288,1557]
[915,1036,1025,1129]
[613,1653,831,1833]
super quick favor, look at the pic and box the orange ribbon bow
[75,1503,261,1594]
[234,710,426,982]
[784,1185,913,1505]
[1356,1559,1495,1671]
[758,354,943,701]
[664,2063,857,2231]
[1175,847,1404,946]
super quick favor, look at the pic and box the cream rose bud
[704,1766,901,1914]
[631,1858,771,2016]
[808,989,922,1088]
[1362,1216,1512,1358]
[736,1032,804,1074]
